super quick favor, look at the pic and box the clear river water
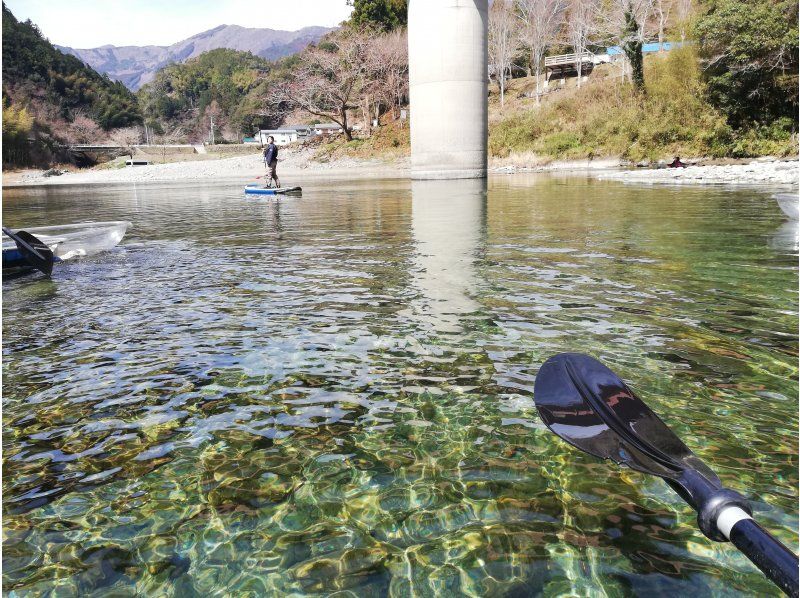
[2,175,798,597]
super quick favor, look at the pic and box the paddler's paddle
[533,353,798,596]
[2,226,54,277]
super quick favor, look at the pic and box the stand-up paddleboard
[244,185,302,196]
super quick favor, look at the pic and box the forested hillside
[2,3,141,166]
[137,49,288,143]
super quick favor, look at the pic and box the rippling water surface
[3,175,797,596]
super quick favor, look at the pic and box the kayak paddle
[533,353,798,596]
[2,226,54,277]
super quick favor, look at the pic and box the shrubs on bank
[0,99,69,167]
[489,47,797,162]
[2,100,34,166]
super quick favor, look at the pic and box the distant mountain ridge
[57,24,334,90]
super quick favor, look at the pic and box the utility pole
[210,115,215,145]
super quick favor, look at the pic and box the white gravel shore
[4,152,797,188]
[597,159,798,186]
[4,147,409,187]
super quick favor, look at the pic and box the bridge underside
[545,61,595,84]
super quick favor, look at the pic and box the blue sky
[4,0,354,48]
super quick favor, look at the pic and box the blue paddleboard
[244,185,302,196]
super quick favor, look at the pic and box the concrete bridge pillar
[408,0,488,180]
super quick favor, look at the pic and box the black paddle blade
[533,353,718,484]
[5,228,54,277]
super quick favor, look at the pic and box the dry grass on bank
[489,47,798,163]
[314,118,410,163]
[301,47,796,166]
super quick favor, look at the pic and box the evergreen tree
[347,0,407,31]
[695,0,798,128]
[621,3,644,91]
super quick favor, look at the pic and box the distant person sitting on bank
[263,137,280,188]
[668,156,687,168]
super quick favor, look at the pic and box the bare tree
[361,37,380,136]
[205,100,222,144]
[566,0,600,87]
[110,127,142,159]
[652,0,673,50]
[377,29,409,119]
[160,126,185,163]
[360,28,409,134]
[674,0,693,43]
[277,31,372,141]
[489,0,521,107]
[516,0,568,103]
[65,112,103,144]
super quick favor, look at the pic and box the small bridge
[65,144,130,167]
[544,52,596,83]
[67,144,196,152]
[65,144,197,167]
[68,144,127,151]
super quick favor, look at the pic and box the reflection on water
[2,176,797,596]
[407,179,485,333]
[769,220,799,253]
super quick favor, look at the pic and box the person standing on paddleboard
[263,136,280,188]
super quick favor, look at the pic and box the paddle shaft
[664,466,798,595]
[533,354,799,596]
[724,514,799,597]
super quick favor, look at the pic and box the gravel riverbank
[597,159,798,186]
[3,147,410,187]
[3,152,797,188]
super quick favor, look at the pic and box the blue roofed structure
[606,42,682,55]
